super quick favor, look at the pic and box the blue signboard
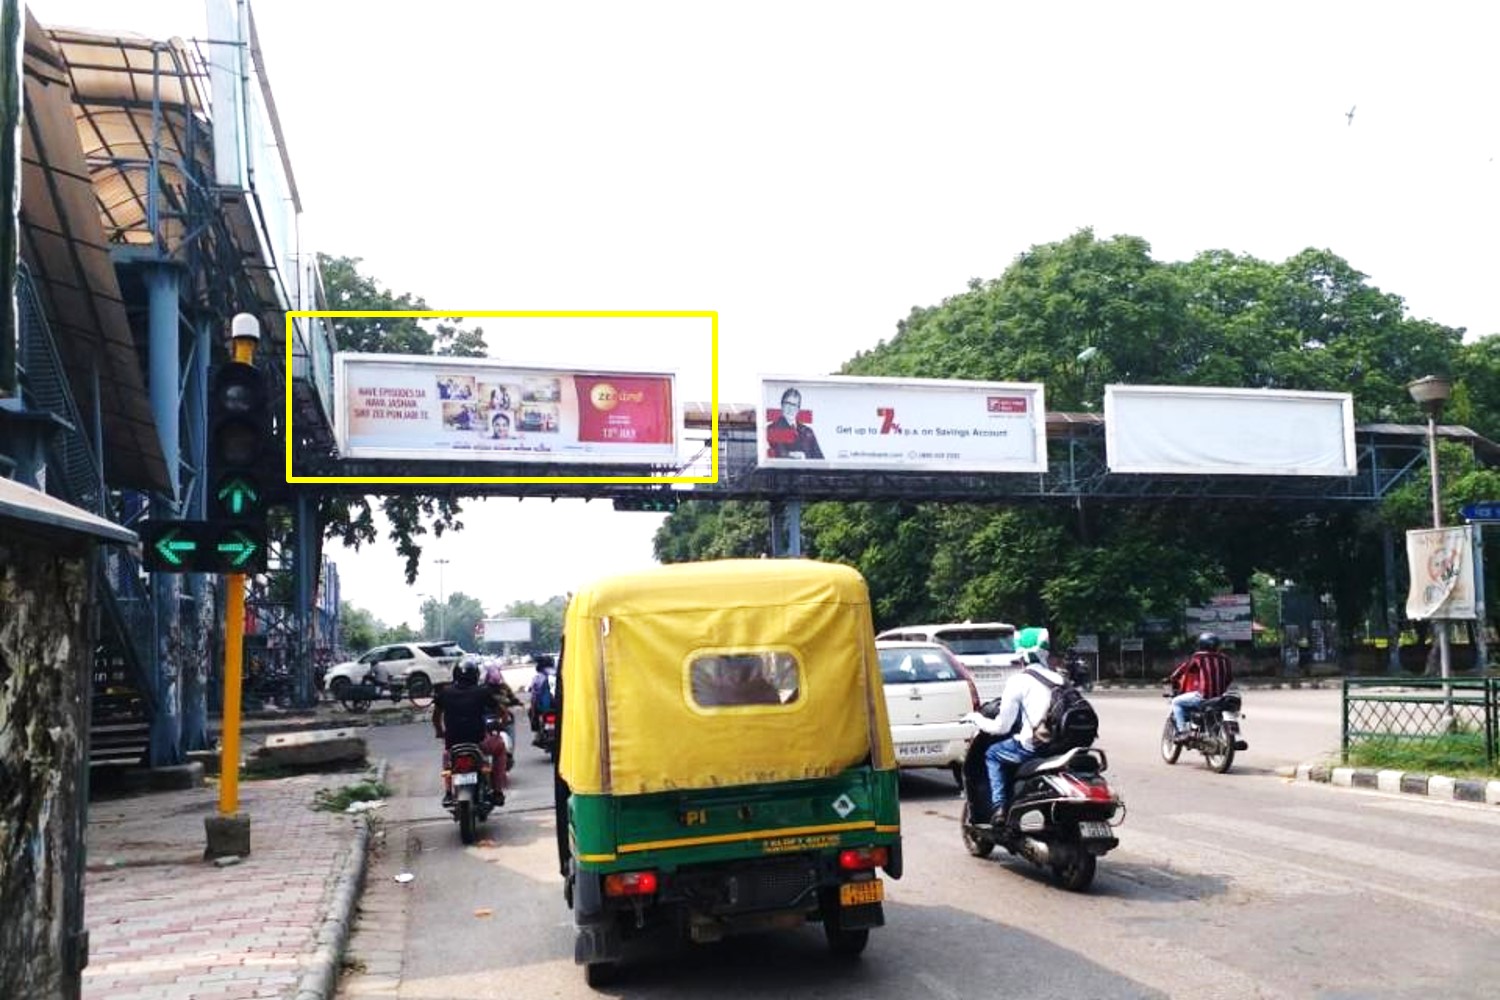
[1461,502,1500,522]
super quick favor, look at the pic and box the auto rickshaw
[556,558,903,986]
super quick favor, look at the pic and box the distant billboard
[334,354,678,464]
[1185,594,1254,643]
[481,618,533,644]
[1104,385,1356,477]
[756,376,1047,473]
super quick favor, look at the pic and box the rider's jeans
[1171,691,1205,732]
[984,737,1039,815]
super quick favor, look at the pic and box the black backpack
[1025,667,1099,753]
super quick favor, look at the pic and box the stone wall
[0,531,92,1000]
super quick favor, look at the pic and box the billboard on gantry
[1104,385,1356,477]
[334,353,678,464]
[756,375,1047,473]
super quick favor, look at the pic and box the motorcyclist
[433,661,508,804]
[478,657,523,757]
[962,627,1066,827]
[1167,632,1234,741]
[529,654,559,732]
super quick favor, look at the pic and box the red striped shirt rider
[1168,632,1234,737]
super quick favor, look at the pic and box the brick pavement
[83,770,375,1000]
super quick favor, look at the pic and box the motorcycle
[959,722,1123,892]
[442,714,511,845]
[1160,688,1248,773]
[533,708,559,761]
[485,710,517,772]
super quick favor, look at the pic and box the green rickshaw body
[557,559,902,972]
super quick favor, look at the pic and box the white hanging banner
[1404,526,1477,621]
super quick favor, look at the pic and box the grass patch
[1346,732,1500,779]
[313,779,393,812]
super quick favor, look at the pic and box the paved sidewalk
[83,767,379,1000]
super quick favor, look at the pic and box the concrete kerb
[293,758,388,1000]
[1095,678,1342,691]
[1289,760,1500,806]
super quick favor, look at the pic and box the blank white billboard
[482,618,533,643]
[1104,385,1356,477]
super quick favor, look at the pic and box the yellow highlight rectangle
[283,310,719,485]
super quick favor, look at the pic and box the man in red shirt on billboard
[1167,632,1234,740]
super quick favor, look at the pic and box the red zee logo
[987,396,1027,413]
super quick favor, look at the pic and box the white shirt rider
[964,653,1065,753]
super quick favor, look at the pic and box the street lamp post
[1406,375,1454,722]
[435,558,450,641]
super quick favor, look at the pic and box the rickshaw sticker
[763,834,839,854]
[831,794,856,818]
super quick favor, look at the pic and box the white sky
[31,0,1500,631]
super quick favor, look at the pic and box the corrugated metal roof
[19,12,167,492]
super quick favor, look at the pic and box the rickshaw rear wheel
[584,960,619,987]
[824,924,869,957]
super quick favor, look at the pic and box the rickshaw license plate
[839,880,883,906]
[453,773,478,786]
[1079,821,1112,840]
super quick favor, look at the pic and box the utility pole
[435,557,450,640]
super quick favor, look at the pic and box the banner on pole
[1404,526,1477,620]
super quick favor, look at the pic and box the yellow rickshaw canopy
[559,559,895,795]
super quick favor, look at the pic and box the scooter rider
[433,661,508,803]
[1167,632,1234,741]
[962,627,1067,827]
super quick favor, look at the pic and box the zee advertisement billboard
[756,376,1047,473]
[334,354,678,464]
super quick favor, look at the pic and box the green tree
[316,256,491,584]
[496,596,570,654]
[656,229,1478,658]
[339,602,382,653]
[421,592,486,646]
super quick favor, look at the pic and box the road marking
[1174,812,1485,883]
[912,970,963,1000]
[1353,795,1500,825]
[1276,805,1500,857]
[1120,827,1336,898]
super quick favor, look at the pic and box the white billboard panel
[334,354,678,464]
[756,376,1047,473]
[1104,385,1356,477]
[482,618,533,643]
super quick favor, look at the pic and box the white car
[877,641,980,786]
[875,622,1024,702]
[324,641,466,700]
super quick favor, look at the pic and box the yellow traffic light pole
[218,318,259,817]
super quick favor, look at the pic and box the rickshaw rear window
[690,651,801,708]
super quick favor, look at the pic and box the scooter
[959,725,1124,892]
[1161,688,1248,773]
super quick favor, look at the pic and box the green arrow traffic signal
[216,478,260,517]
[153,527,198,567]
[216,530,261,569]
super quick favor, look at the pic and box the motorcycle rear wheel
[1204,726,1235,773]
[960,800,995,858]
[824,924,870,957]
[458,801,477,845]
[1051,852,1097,892]
[1159,719,1182,764]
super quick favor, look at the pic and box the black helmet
[534,654,556,671]
[454,661,480,687]
[1196,632,1221,652]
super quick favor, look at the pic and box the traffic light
[209,361,269,522]
[612,492,680,513]
[141,520,268,574]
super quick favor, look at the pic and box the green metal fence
[1342,677,1500,767]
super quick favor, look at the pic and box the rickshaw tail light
[839,847,888,871]
[604,871,659,897]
